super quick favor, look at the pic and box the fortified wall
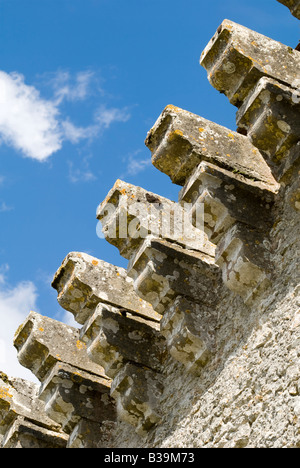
[0,0,299,448]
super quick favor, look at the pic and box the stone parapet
[200,19,300,107]
[52,251,160,325]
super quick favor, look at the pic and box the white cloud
[0,266,38,382]
[95,105,131,129]
[0,70,131,162]
[0,72,62,161]
[0,201,13,213]
[51,70,96,105]
[123,150,152,176]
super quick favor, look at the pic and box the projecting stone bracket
[0,373,66,448]
[1,416,68,449]
[39,362,115,434]
[52,251,160,324]
[179,161,278,244]
[215,223,272,304]
[236,77,300,179]
[80,302,165,378]
[110,362,164,436]
[14,311,105,382]
[160,296,217,373]
[97,179,215,259]
[145,104,277,187]
[128,237,222,315]
[200,19,300,107]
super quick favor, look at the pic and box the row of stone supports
[0,0,299,448]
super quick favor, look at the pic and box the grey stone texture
[52,251,160,324]
[145,104,277,187]
[200,19,300,107]
[97,179,215,258]
[1,1,300,449]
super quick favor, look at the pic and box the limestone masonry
[0,0,299,448]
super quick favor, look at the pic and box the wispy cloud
[0,70,131,162]
[0,201,13,213]
[51,70,97,105]
[122,150,152,177]
[0,265,38,381]
[95,105,131,129]
[68,157,97,184]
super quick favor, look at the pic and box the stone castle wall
[0,0,299,448]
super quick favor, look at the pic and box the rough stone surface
[128,237,222,315]
[112,162,300,448]
[97,179,215,259]
[200,19,300,106]
[2,2,300,449]
[110,362,164,437]
[236,77,300,179]
[39,362,115,434]
[179,161,278,243]
[277,0,300,18]
[80,302,165,378]
[52,251,160,325]
[1,416,68,449]
[14,311,105,381]
[145,104,277,187]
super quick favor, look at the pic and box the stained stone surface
[200,19,300,106]
[52,251,160,324]
[236,77,300,179]
[128,237,222,315]
[145,105,277,187]
[80,302,165,378]
[97,179,214,259]
[13,311,105,381]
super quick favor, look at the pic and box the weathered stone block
[80,303,165,378]
[1,416,68,449]
[200,19,300,106]
[39,362,115,434]
[0,373,61,437]
[179,161,278,243]
[128,238,222,315]
[145,104,276,187]
[68,419,116,449]
[97,179,214,259]
[110,362,163,436]
[52,251,160,325]
[236,77,300,179]
[160,296,218,373]
[277,0,300,19]
[215,223,272,303]
[14,311,105,382]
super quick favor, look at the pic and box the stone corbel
[52,251,160,325]
[200,19,300,107]
[236,77,300,179]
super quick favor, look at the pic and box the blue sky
[0,0,298,380]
